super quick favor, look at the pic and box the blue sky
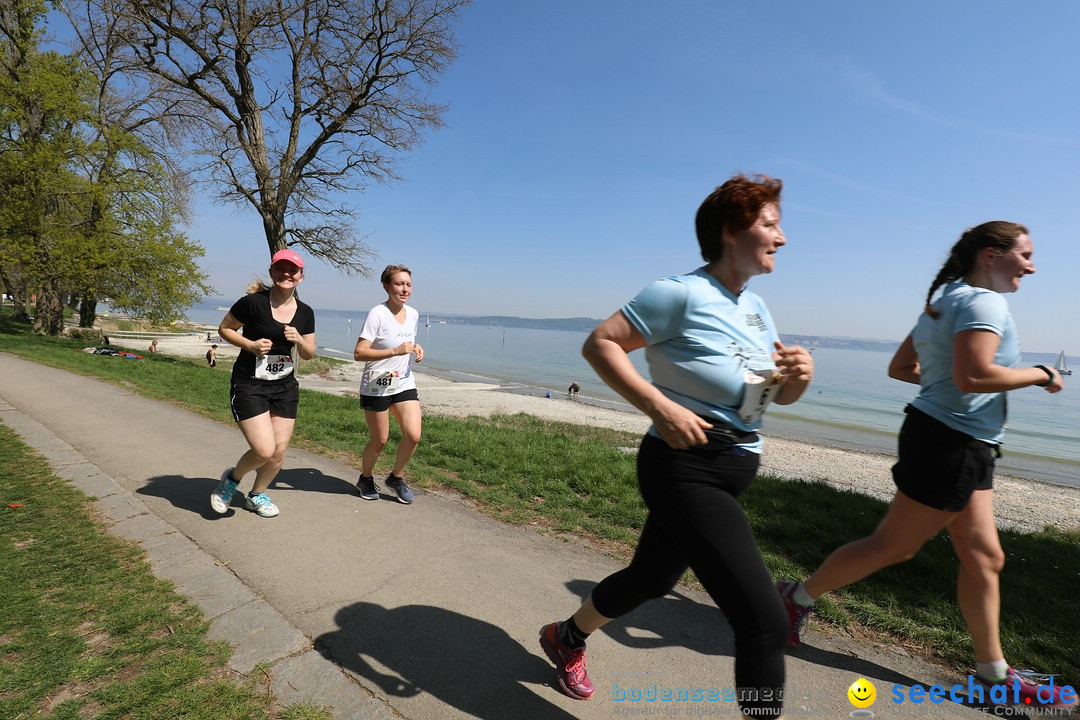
[90,2,1080,352]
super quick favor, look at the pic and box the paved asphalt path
[0,353,989,719]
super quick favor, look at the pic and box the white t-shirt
[358,303,419,396]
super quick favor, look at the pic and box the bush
[65,327,106,344]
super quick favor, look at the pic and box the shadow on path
[565,578,734,657]
[137,467,354,517]
[317,602,579,720]
[565,579,923,688]
[787,643,923,687]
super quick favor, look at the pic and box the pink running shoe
[539,621,595,700]
[776,580,814,648]
[975,668,1079,709]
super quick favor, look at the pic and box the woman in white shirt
[353,265,424,504]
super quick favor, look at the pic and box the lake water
[188,302,1080,489]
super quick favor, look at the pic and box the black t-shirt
[229,291,316,384]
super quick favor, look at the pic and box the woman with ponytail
[778,222,1075,709]
[210,249,317,518]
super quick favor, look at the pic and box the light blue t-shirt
[910,282,1020,444]
[621,268,782,451]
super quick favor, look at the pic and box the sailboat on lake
[1054,351,1073,376]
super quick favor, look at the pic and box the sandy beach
[130,334,1080,534]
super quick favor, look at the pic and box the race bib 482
[255,354,294,380]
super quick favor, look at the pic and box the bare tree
[60,0,194,224]
[97,0,469,273]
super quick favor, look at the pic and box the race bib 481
[366,370,400,396]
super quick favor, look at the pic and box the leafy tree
[84,0,470,273]
[0,0,97,334]
[0,0,213,334]
[60,0,199,325]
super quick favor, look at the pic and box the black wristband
[1033,364,1054,387]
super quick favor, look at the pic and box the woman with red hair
[539,174,813,720]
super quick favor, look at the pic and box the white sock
[792,583,816,607]
[977,659,1009,681]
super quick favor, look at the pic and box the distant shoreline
[401,361,1080,493]
[126,327,1080,494]
[119,333,1078,533]
[320,341,1080,492]
[312,361,1080,534]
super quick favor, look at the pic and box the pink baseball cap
[270,249,304,269]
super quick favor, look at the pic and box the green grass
[0,421,331,719]
[2,309,1077,685]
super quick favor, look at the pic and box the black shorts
[891,405,996,511]
[229,379,299,422]
[360,387,420,412]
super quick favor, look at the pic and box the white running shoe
[210,469,239,514]
[244,492,279,518]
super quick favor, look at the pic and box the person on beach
[353,264,424,505]
[566,381,580,400]
[539,174,813,719]
[206,344,217,368]
[209,249,316,518]
[777,221,1075,708]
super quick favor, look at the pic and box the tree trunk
[262,206,288,257]
[33,280,66,336]
[78,293,98,327]
[0,273,28,320]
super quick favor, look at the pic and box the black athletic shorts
[891,405,996,511]
[229,378,299,422]
[360,387,420,412]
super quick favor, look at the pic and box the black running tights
[591,433,787,718]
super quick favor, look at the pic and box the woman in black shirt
[210,249,316,517]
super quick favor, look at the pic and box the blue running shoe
[386,475,414,504]
[210,469,239,514]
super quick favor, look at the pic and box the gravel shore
[132,335,1080,534]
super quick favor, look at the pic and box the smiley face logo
[848,678,876,708]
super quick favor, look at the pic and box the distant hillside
[432,314,602,333]
[781,334,900,353]
[432,316,907,349]
[399,312,1076,363]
